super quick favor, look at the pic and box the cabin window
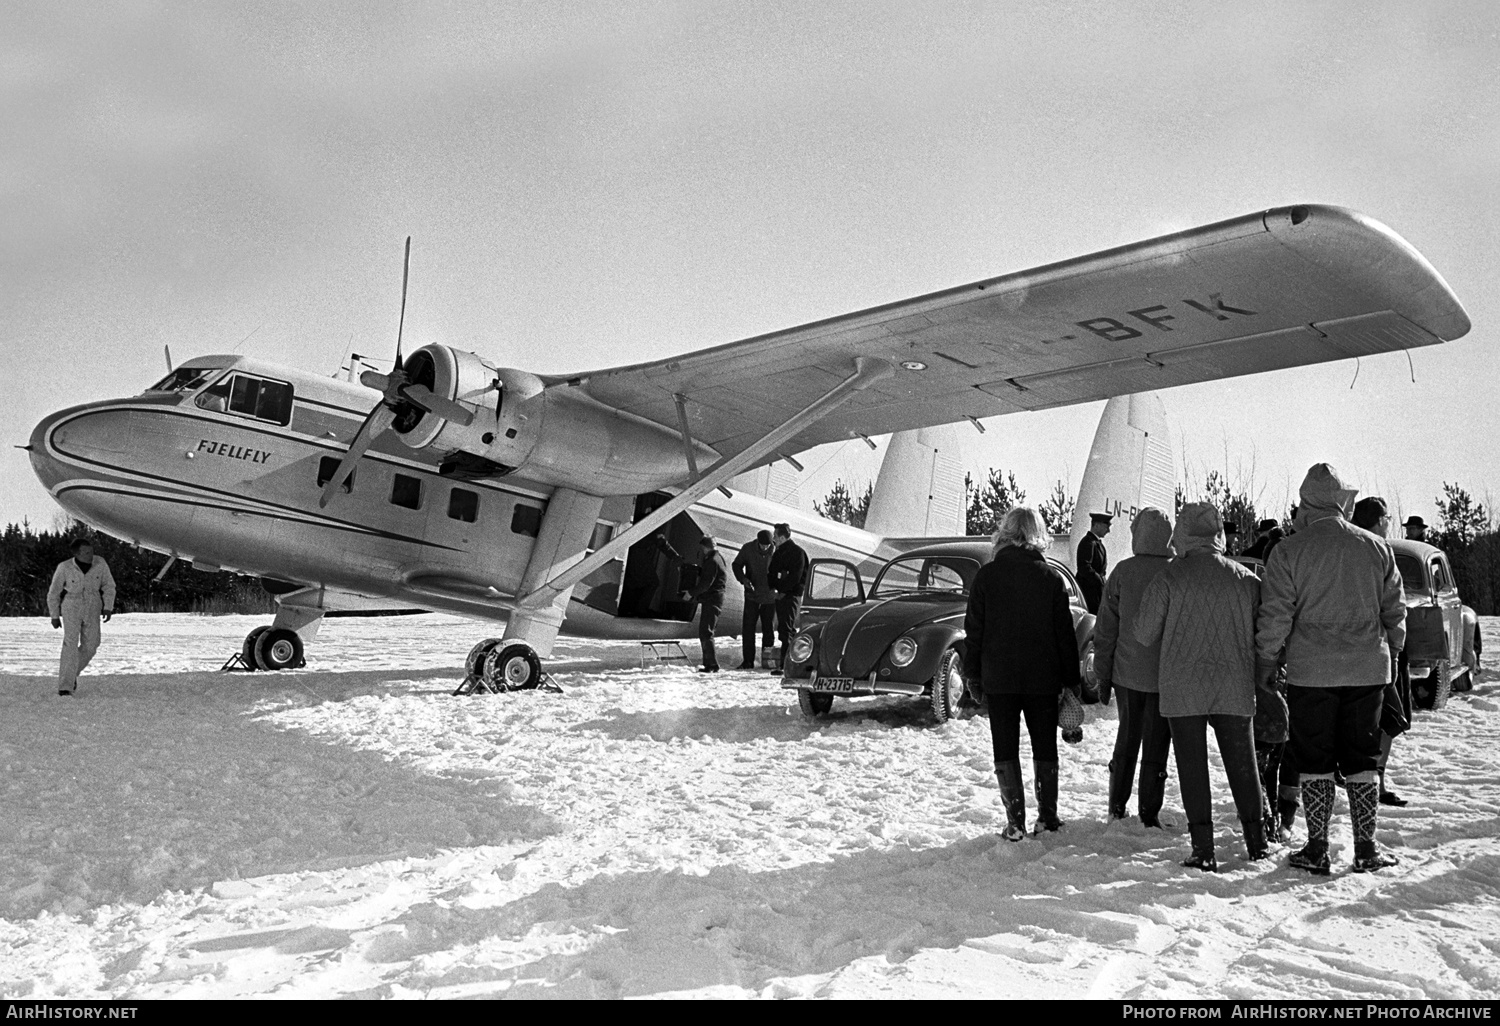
[316,456,354,492]
[210,374,294,425]
[511,504,543,537]
[448,488,479,523]
[390,474,423,510]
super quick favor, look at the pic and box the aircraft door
[616,492,703,622]
[800,559,865,629]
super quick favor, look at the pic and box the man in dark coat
[766,522,808,672]
[732,529,778,669]
[1402,516,1428,543]
[966,507,1082,840]
[1351,496,1409,809]
[1243,519,1283,561]
[1076,512,1112,614]
[687,535,729,673]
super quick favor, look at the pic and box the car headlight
[789,633,815,664]
[889,636,918,667]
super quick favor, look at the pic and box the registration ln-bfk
[27,205,1469,688]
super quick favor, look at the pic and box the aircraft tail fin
[1066,392,1176,571]
[862,424,967,538]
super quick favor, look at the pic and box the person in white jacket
[47,538,116,695]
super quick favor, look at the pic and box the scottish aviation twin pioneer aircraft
[27,205,1470,688]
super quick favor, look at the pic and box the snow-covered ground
[2,613,1498,1000]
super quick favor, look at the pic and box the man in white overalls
[47,538,116,695]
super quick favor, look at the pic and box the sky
[4,0,1498,532]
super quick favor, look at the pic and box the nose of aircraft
[27,406,69,492]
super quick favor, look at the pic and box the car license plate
[812,677,857,693]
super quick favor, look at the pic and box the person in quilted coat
[1135,503,1268,871]
[1257,464,1406,875]
[1094,507,1175,827]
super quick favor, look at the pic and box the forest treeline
[0,522,275,616]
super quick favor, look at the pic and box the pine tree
[1038,480,1076,535]
[965,469,1025,536]
[814,479,873,529]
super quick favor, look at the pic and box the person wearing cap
[684,535,729,673]
[1223,521,1242,556]
[1094,507,1175,827]
[1257,464,1406,875]
[1351,496,1410,809]
[1402,516,1428,543]
[1076,512,1112,614]
[732,529,779,669]
[1243,519,1284,561]
[1135,503,1268,871]
[47,537,116,696]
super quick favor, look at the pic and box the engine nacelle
[390,343,717,495]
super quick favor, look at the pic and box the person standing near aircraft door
[47,537,116,696]
[766,522,809,673]
[733,529,778,670]
[685,535,729,673]
[1077,512,1112,614]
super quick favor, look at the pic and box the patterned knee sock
[1302,778,1336,844]
[1347,781,1379,844]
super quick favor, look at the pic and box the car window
[1048,559,1086,606]
[807,562,861,602]
[1394,553,1426,595]
[1431,557,1455,594]
[871,556,979,598]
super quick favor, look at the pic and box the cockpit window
[148,367,215,393]
[194,373,293,425]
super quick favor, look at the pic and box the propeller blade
[164,344,173,372]
[399,384,475,427]
[393,236,411,373]
[359,369,392,392]
[318,404,395,508]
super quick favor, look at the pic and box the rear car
[781,540,1096,721]
[1390,539,1480,710]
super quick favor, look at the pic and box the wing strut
[673,393,700,482]
[515,356,895,610]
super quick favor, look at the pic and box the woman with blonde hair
[964,506,1082,839]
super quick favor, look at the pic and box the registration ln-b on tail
[27,206,1470,689]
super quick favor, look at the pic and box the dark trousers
[774,595,801,665]
[698,599,724,670]
[1169,714,1264,831]
[1110,687,1172,814]
[741,596,775,662]
[988,693,1059,764]
[1288,684,1384,779]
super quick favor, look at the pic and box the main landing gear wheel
[254,627,305,671]
[798,688,833,717]
[241,626,271,669]
[483,643,543,691]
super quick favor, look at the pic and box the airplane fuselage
[29,355,895,644]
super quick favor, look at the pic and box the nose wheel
[453,639,561,695]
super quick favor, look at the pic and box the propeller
[319,238,475,508]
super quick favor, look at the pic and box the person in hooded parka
[1094,507,1174,827]
[1257,464,1406,875]
[1135,503,1267,872]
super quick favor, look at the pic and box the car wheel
[1079,636,1100,704]
[930,647,964,723]
[1432,658,1452,710]
[798,688,832,717]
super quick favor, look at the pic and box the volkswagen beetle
[781,540,1096,721]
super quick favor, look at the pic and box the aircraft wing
[567,205,1469,461]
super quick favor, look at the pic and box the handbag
[1058,687,1085,745]
[1380,680,1410,737]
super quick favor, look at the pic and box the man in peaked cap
[1077,511,1112,614]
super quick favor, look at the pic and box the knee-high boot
[1137,762,1168,828]
[1107,758,1131,820]
[1348,780,1400,872]
[1289,778,1335,875]
[1033,761,1061,834]
[995,761,1026,842]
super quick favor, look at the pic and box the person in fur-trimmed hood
[1135,503,1267,872]
[1095,507,1174,827]
[1256,464,1406,875]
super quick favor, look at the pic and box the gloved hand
[50,617,61,630]
[102,610,113,623]
[1098,678,1113,706]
